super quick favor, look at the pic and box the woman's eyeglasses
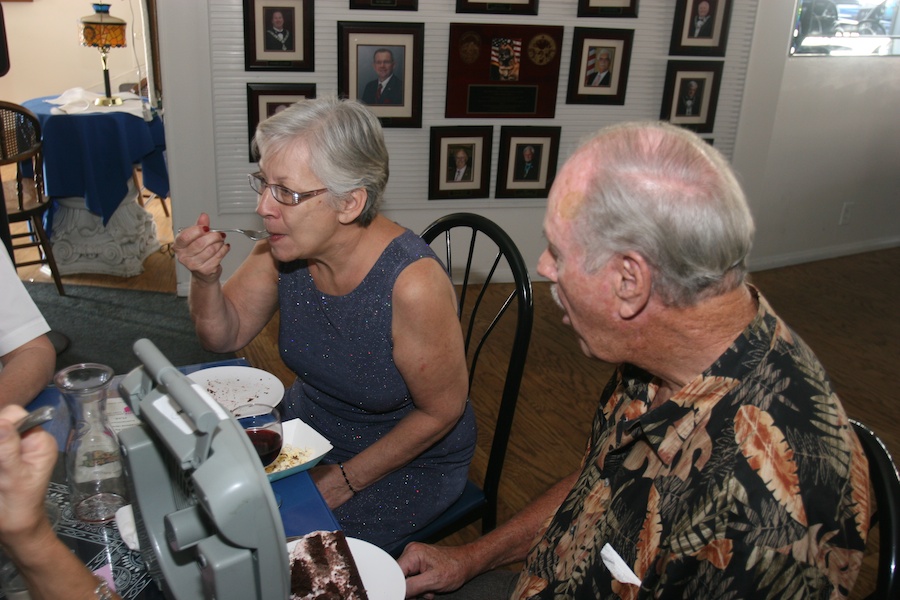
[248,172,328,206]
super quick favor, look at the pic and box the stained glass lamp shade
[80,3,127,106]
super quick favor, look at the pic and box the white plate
[265,419,332,482]
[286,535,405,600]
[186,366,284,412]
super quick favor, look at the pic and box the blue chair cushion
[386,481,486,557]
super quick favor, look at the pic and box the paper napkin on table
[600,543,642,586]
[47,87,146,119]
[115,504,140,551]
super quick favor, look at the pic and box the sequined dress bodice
[276,229,476,548]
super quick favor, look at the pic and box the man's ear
[338,188,368,225]
[616,252,652,319]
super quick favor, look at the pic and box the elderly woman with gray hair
[174,96,475,550]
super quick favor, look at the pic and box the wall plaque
[445,23,563,119]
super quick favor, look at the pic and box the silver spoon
[15,406,56,435]
[177,227,271,241]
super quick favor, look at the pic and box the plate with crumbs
[186,366,284,412]
[287,535,405,600]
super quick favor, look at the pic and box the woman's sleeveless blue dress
[278,229,476,549]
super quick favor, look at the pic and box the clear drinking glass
[55,363,129,523]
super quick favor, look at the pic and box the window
[791,0,900,55]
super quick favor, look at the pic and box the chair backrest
[421,213,534,519]
[850,419,900,600]
[0,100,44,210]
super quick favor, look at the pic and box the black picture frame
[428,126,493,200]
[247,83,317,161]
[659,60,723,134]
[350,0,418,10]
[577,0,638,18]
[566,28,634,106]
[456,0,539,15]
[338,21,424,128]
[669,0,732,57]
[495,126,560,198]
[243,0,314,71]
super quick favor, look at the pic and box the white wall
[1,0,150,103]
[733,1,900,270]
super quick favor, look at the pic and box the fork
[177,227,271,241]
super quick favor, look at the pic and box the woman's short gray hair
[572,121,755,307]
[252,96,388,226]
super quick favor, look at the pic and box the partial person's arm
[0,406,122,600]
[400,471,579,598]
[174,213,280,352]
[311,258,470,508]
[0,335,55,407]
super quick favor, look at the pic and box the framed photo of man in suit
[669,0,732,56]
[247,83,316,160]
[659,60,722,133]
[566,27,634,106]
[495,126,560,199]
[428,126,492,200]
[243,0,314,71]
[338,21,423,128]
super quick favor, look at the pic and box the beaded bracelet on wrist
[338,462,358,495]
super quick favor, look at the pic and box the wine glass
[232,404,283,468]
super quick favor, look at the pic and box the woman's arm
[311,258,469,507]
[176,216,281,353]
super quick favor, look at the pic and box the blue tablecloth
[22,97,169,226]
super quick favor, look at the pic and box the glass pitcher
[55,363,129,523]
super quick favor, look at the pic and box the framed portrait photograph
[495,126,561,199]
[428,126,493,200]
[350,0,418,10]
[456,0,539,15]
[243,0,314,71]
[577,0,638,18]
[659,60,723,134]
[669,0,732,56]
[445,23,564,119]
[566,28,634,106]
[247,83,317,160]
[338,21,424,128]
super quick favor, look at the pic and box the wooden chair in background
[0,100,64,295]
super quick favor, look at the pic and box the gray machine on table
[117,338,289,599]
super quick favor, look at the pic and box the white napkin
[600,543,642,586]
[114,504,141,551]
[47,87,146,119]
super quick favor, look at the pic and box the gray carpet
[25,283,234,374]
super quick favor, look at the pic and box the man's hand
[399,542,474,599]
[0,406,57,543]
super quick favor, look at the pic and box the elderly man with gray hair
[399,121,870,599]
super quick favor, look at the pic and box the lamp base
[95,96,124,107]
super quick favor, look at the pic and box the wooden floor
[13,200,898,596]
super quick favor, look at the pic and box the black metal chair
[385,213,534,558]
[0,100,64,295]
[851,419,899,600]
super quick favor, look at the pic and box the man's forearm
[463,471,579,577]
[0,337,56,407]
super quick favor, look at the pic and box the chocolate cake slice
[290,530,369,600]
